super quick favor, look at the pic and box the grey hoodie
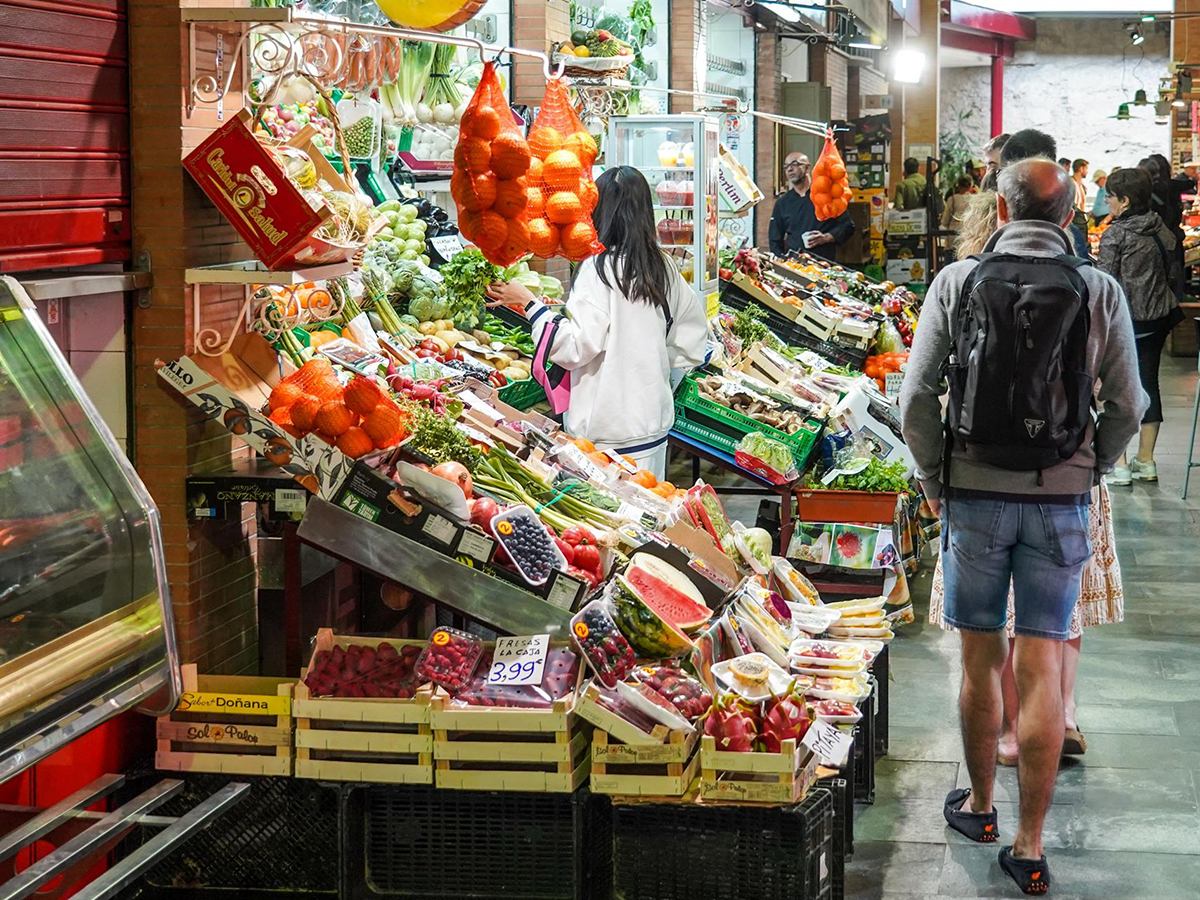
[899,220,1148,500]
[1096,210,1178,325]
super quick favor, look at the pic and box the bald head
[996,158,1075,229]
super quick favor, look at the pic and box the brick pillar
[669,0,705,113]
[754,30,782,250]
[888,0,939,192]
[129,1,260,674]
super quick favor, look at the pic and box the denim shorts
[941,498,1092,640]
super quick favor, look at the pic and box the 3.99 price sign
[486,634,549,687]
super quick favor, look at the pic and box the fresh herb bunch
[440,248,500,332]
[804,457,912,494]
[405,406,482,471]
[729,303,769,345]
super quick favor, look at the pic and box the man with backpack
[899,158,1146,896]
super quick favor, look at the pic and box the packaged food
[735,432,800,486]
[570,598,637,688]
[827,624,894,640]
[452,646,580,709]
[415,627,484,692]
[617,679,695,732]
[718,609,755,657]
[804,674,871,703]
[631,663,712,722]
[712,652,795,703]
[590,681,662,733]
[788,603,841,635]
[682,483,738,561]
[731,521,773,575]
[826,596,887,615]
[491,504,568,585]
[303,640,424,699]
[788,638,867,668]
[771,558,821,605]
[735,595,792,666]
[812,698,862,724]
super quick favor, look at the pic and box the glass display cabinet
[0,276,180,782]
[606,115,720,302]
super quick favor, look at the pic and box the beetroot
[760,681,813,753]
[701,692,758,752]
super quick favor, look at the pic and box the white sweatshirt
[528,255,708,452]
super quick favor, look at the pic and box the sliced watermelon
[626,558,712,632]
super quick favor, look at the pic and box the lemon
[574,46,591,57]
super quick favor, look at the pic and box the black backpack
[945,253,1093,474]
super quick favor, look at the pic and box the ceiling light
[1141,14,1156,22]
[1134,88,1149,105]
[848,39,883,49]
[1174,98,1187,108]
[893,49,926,84]
[1132,28,1145,45]
[1110,103,1131,120]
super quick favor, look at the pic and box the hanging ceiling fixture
[1110,103,1131,120]
[1129,23,1146,45]
[1133,88,1149,105]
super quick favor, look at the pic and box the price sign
[557,444,607,483]
[486,634,549,686]
[884,371,904,399]
[421,513,457,546]
[274,488,307,513]
[429,234,463,262]
[802,720,854,767]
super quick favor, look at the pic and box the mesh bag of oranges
[811,133,850,221]
[523,78,604,262]
[451,62,534,267]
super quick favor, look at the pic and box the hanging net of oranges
[523,77,604,262]
[810,131,850,221]
[450,62,535,267]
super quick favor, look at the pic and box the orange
[363,403,406,446]
[457,172,497,212]
[465,105,501,141]
[545,191,583,225]
[573,436,596,453]
[473,210,508,251]
[493,177,529,217]
[563,131,598,167]
[526,185,546,218]
[632,469,657,488]
[490,133,532,179]
[499,217,530,261]
[578,179,598,212]
[268,381,304,411]
[336,426,374,459]
[829,161,846,180]
[527,156,544,186]
[453,137,491,174]
[527,125,563,160]
[560,220,598,260]
[314,400,355,437]
[288,394,321,431]
[527,218,560,257]
[811,175,831,194]
[829,181,845,199]
[343,376,383,415]
[542,149,583,189]
[268,405,302,438]
[457,210,481,243]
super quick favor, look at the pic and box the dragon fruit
[701,691,759,752]
[759,680,813,753]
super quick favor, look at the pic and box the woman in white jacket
[485,166,708,479]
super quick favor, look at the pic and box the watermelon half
[627,554,712,632]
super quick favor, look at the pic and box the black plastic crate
[612,789,835,900]
[828,778,849,900]
[341,784,610,900]
[720,286,868,371]
[854,685,876,804]
[874,646,889,759]
[129,773,338,894]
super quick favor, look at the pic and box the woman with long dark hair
[485,166,708,478]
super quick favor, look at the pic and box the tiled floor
[846,355,1200,899]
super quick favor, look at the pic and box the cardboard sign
[486,634,549,686]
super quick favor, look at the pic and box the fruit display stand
[699,735,820,805]
[292,630,433,785]
[429,667,591,792]
[156,664,295,777]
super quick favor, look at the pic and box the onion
[433,102,455,124]
[416,103,433,123]
[453,103,467,122]
[432,461,473,499]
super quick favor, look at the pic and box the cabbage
[510,271,543,294]
[742,527,774,571]
[737,431,797,480]
[538,274,564,300]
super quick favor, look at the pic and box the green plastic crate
[498,376,546,411]
[674,374,823,470]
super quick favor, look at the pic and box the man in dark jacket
[1002,130,1090,258]
[768,151,855,261]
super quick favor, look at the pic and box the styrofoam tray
[712,653,793,703]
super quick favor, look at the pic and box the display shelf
[184,261,353,285]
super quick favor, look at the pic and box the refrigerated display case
[607,115,720,301]
[0,275,180,782]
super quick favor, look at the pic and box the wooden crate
[575,681,672,747]
[699,735,819,805]
[591,729,699,797]
[292,629,432,785]
[430,676,590,792]
[156,664,294,777]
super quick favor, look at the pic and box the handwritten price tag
[802,719,854,767]
[486,634,549,686]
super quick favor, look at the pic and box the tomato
[572,543,601,574]
[553,537,575,566]
[560,524,596,547]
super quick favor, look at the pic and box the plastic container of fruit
[415,627,484,692]
[787,603,841,635]
[616,679,695,733]
[812,698,863,725]
[772,558,821,605]
[629,663,712,723]
[804,675,871,703]
[450,646,580,709]
[732,608,790,669]
[589,680,663,734]
[788,638,867,667]
[711,652,792,703]
[570,598,637,688]
[826,596,887,615]
[490,504,568,586]
[826,624,894,640]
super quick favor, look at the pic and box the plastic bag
[451,62,533,267]
[734,432,799,485]
[811,134,849,222]
[451,646,580,708]
[524,77,604,262]
[630,662,712,722]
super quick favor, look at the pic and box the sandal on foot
[1063,728,1087,756]
[1000,846,1050,895]
[943,788,999,843]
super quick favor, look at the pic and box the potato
[437,319,455,332]
[498,349,520,362]
[418,321,439,335]
[502,365,529,381]
[429,335,450,353]
[435,330,460,348]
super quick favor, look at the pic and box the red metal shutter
[0,0,131,272]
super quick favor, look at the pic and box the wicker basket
[555,53,631,81]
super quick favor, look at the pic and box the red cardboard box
[183,110,367,270]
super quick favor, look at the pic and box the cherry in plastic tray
[451,646,580,709]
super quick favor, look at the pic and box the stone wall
[941,17,1170,180]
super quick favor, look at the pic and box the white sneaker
[1130,458,1158,482]
[1110,466,1132,486]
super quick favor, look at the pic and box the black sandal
[1000,845,1050,895]
[943,787,999,843]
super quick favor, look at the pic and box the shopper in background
[900,158,1146,897]
[1091,169,1110,226]
[1098,167,1182,486]
[1140,154,1186,295]
[970,158,987,190]
[1058,157,1071,172]
[485,166,708,480]
[941,176,975,234]
[1002,129,1090,258]
[893,157,927,211]
[1070,159,1089,234]
[768,151,856,261]
[981,133,1010,191]
[1172,156,1198,197]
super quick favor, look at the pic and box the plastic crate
[612,788,835,900]
[828,777,850,900]
[853,684,876,804]
[674,373,823,471]
[127,773,338,894]
[721,286,868,371]
[341,784,611,900]
[498,376,547,411]
[874,646,889,759]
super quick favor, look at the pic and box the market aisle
[846,355,1200,900]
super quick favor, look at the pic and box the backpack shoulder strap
[1055,253,1093,270]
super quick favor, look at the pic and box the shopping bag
[811,133,850,221]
